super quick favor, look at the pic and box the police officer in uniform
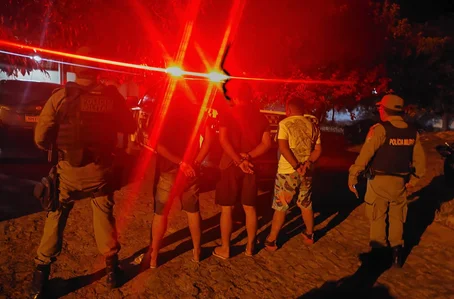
[30,47,136,297]
[348,94,426,268]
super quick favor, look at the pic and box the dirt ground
[0,132,453,299]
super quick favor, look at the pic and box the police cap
[376,94,404,111]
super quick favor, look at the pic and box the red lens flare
[0,39,354,86]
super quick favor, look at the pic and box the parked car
[0,80,62,159]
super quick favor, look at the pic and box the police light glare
[208,71,229,82]
[166,66,184,77]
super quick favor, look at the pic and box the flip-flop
[212,247,228,260]
[244,251,254,257]
[191,249,200,263]
[149,260,157,269]
[264,239,278,252]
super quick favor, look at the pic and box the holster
[358,166,375,181]
[33,166,60,212]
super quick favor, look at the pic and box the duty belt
[58,149,113,167]
[67,185,111,201]
[373,171,410,178]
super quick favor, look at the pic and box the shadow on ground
[299,250,395,299]
[403,174,454,264]
[17,132,403,295]
[0,165,44,221]
[44,269,106,299]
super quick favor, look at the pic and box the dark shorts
[154,169,200,215]
[215,164,258,207]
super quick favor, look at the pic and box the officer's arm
[409,132,426,186]
[348,124,386,186]
[34,90,63,150]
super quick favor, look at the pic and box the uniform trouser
[364,175,408,248]
[34,194,120,265]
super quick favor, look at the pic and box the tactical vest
[370,121,417,174]
[56,83,117,166]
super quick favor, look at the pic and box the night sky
[395,0,454,22]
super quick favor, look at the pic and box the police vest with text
[370,121,417,176]
[56,83,117,166]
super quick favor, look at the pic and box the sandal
[264,238,278,252]
[212,247,229,260]
[245,246,255,256]
[191,249,200,263]
[301,231,314,245]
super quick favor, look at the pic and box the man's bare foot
[212,246,229,260]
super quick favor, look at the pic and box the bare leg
[214,206,233,258]
[187,211,202,261]
[150,214,168,267]
[300,207,314,235]
[266,210,286,242]
[243,205,257,255]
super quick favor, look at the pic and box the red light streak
[0,40,166,73]
[0,39,354,85]
[230,75,354,85]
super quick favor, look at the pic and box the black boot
[392,245,403,268]
[105,254,121,289]
[360,246,392,269]
[30,264,50,299]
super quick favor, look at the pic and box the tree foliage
[0,0,198,78]
[371,0,453,117]
[258,0,452,124]
[0,0,451,126]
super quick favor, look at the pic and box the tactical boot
[360,247,391,269]
[105,254,121,289]
[392,245,403,268]
[30,264,50,299]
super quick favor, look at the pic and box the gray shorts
[155,169,200,215]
